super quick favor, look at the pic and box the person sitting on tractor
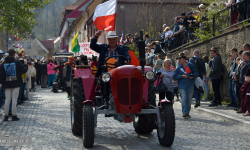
[90,31,131,77]
[90,55,98,76]
[53,60,64,83]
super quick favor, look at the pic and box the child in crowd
[171,66,179,101]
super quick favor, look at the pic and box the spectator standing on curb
[30,62,36,91]
[166,53,176,68]
[233,55,243,112]
[154,54,164,72]
[209,48,222,107]
[202,56,210,101]
[35,59,41,85]
[241,66,250,116]
[40,59,48,88]
[158,59,175,103]
[47,59,56,89]
[0,49,28,121]
[228,48,238,108]
[189,49,206,108]
[174,55,199,119]
[239,51,250,88]
[171,66,179,101]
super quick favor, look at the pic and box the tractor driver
[90,30,131,77]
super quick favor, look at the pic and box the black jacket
[35,62,41,75]
[0,57,28,88]
[154,45,162,54]
[40,62,47,75]
[90,38,131,77]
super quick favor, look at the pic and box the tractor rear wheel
[82,105,95,148]
[52,84,58,93]
[133,80,156,134]
[157,104,175,147]
[71,78,85,136]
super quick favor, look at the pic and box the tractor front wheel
[133,80,156,134]
[82,104,95,148]
[71,78,85,136]
[157,104,175,147]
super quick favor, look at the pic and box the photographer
[0,49,28,121]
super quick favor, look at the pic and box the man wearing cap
[166,53,176,67]
[174,55,199,119]
[90,30,131,77]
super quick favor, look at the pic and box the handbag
[155,76,168,93]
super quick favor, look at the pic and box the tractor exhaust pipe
[138,31,145,74]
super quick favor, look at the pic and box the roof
[54,37,61,44]
[72,0,86,6]
[65,5,78,10]
[34,38,49,54]
[59,0,93,36]
[39,40,54,51]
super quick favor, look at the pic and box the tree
[0,0,51,38]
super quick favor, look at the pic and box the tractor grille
[131,78,141,105]
[117,78,129,105]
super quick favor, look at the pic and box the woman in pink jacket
[47,59,56,88]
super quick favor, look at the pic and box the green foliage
[193,0,228,42]
[0,0,52,39]
[242,21,248,27]
[127,44,139,58]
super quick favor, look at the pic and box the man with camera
[0,49,28,121]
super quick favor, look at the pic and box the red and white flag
[93,0,117,31]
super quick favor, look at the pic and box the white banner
[78,42,99,57]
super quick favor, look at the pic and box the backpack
[3,62,17,81]
[192,57,203,72]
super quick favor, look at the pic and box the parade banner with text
[78,42,100,57]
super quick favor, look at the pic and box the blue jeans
[194,88,201,102]
[9,99,12,114]
[202,77,209,99]
[229,80,237,104]
[48,74,56,87]
[179,87,194,114]
[18,86,22,102]
[0,88,5,109]
[149,54,155,66]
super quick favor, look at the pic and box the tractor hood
[109,65,144,114]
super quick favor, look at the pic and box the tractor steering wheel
[104,55,129,69]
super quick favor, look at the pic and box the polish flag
[93,0,117,31]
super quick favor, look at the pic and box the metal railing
[168,0,250,52]
[213,0,250,34]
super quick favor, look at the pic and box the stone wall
[169,24,250,100]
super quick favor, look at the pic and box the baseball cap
[176,55,187,60]
[167,53,172,56]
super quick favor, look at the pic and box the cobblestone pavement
[0,87,250,150]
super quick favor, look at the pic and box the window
[27,42,31,49]
[20,43,24,48]
[33,55,37,59]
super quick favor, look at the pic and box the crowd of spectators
[0,49,99,121]
[147,43,250,118]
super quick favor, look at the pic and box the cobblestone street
[0,86,250,150]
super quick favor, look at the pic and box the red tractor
[70,39,175,148]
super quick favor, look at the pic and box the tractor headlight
[102,73,111,82]
[145,71,155,80]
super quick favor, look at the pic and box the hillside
[33,0,78,40]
